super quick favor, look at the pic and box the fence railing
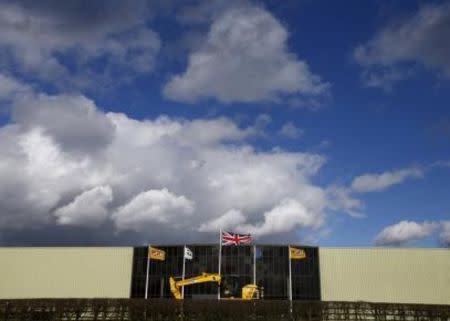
[0,299,449,321]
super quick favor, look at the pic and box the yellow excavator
[169,273,262,300]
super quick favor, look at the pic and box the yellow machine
[169,273,262,300]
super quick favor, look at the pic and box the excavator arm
[169,273,221,299]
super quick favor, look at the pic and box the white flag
[184,246,193,260]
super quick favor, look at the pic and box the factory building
[0,246,448,304]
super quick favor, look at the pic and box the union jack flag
[221,231,252,246]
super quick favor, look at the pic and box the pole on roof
[288,245,293,301]
[288,245,293,316]
[145,247,150,299]
[218,229,222,300]
[182,245,186,299]
[253,245,256,285]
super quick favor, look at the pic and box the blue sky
[0,0,449,247]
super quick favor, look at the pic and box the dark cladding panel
[291,246,321,300]
[256,246,286,299]
[130,247,147,298]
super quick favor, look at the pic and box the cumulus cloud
[354,2,450,88]
[240,198,325,237]
[0,81,347,242]
[54,186,113,226]
[351,167,423,193]
[12,93,116,154]
[375,220,439,246]
[326,185,364,218]
[279,122,303,139]
[0,74,32,101]
[113,189,195,232]
[0,126,113,229]
[198,209,246,232]
[164,6,329,103]
[440,221,450,246]
[0,0,160,88]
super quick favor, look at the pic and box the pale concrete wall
[319,247,450,304]
[0,247,134,299]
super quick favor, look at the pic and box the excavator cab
[220,275,241,298]
[221,275,263,300]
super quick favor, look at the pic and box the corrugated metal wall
[0,247,133,299]
[319,247,450,304]
[1,246,448,303]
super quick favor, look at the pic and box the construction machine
[169,272,262,300]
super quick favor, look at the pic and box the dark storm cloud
[0,0,160,88]
[0,223,139,246]
[0,221,306,246]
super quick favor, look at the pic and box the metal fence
[1,299,449,321]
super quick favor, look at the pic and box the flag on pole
[184,246,193,260]
[148,246,166,261]
[289,246,306,260]
[221,231,252,245]
[287,246,305,303]
[255,246,263,259]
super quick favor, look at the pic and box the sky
[0,0,449,247]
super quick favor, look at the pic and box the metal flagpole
[145,247,150,299]
[218,228,222,300]
[288,245,293,316]
[253,245,256,284]
[182,245,187,299]
[288,246,292,301]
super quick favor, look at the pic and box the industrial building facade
[131,245,320,300]
[0,246,448,305]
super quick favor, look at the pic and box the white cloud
[163,6,329,103]
[440,221,450,246]
[54,186,113,226]
[360,68,411,91]
[0,126,113,228]
[279,122,303,139]
[326,185,364,218]
[240,198,324,237]
[12,93,116,154]
[200,198,325,238]
[0,73,31,101]
[112,188,195,231]
[375,220,439,246]
[351,167,423,193]
[199,209,246,232]
[0,1,160,88]
[0,83,349,242]
[354,2,450,88]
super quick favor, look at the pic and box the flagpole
[145,247,150,299]
[287,245,294,317]
[253,245,256,285]
[182,245,186,299]
[218,228,222,300]
[288,246,292,302]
